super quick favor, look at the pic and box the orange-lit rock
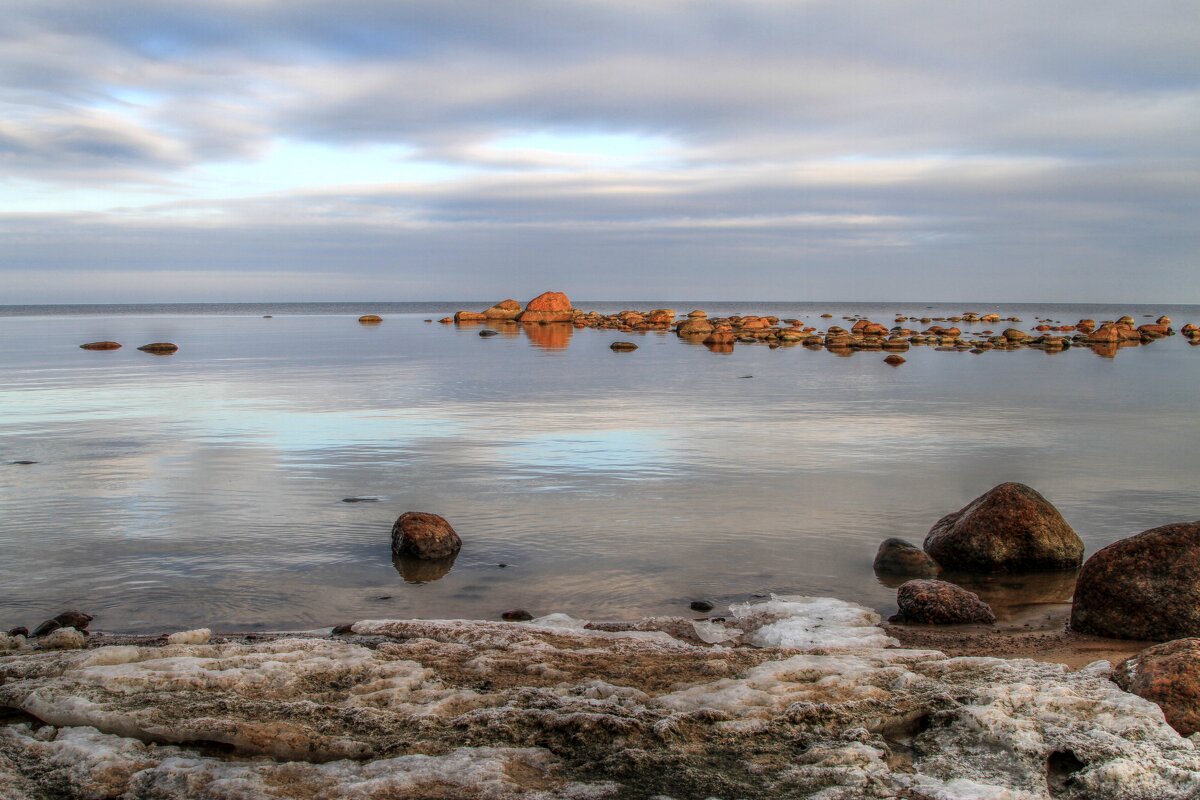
[520,291,574,323]
[484,299,523,320]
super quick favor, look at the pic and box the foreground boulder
[391,512,462,560]
[923,483,1083,572]
[1114,638,1200,736]
[1070,521,1200,640]
[895,579,995,624]
[519,291,573,323]
[873,538,939,577]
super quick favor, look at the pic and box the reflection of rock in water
[704,341,734,354]
[940,569,1078,621]
[0,595,1195,799]
[394,553,457,583]
[521,322,573,350]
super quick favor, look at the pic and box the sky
[2,1,1198,303]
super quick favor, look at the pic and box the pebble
[689,600,715,612]
[9,461,37,465]
[610,341,638,351]
[479,329,500,337]
[342,496,380,503]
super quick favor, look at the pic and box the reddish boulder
[391,512,462,560]
[80,341,122,350]
[358,314,383,324]
[484,299,523,320]
[520,291,574,323]
[873,538,939,577]
[883,354,906,366]
[454,310,487,322]
[1113,638,1200,736]
[1070,521,1200,640]
[137,343,178,354]
[923,483,1083,572]
[895,579,995,624]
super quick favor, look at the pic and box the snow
[166,628,210,645]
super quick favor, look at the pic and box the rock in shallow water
[136,342,178,354]
[873,538,940,577]
[390,512,462,560]
[1071,520,1200,640]
[895,579,996,624]
[78,341,121,350]
[923,482,1083,572]
[0,596,1196,798]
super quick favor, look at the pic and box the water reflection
[394,554,458,584]
[522,322,573,350]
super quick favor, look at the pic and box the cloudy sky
[3,1,1198,303]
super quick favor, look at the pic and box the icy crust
[0,596,1197,799]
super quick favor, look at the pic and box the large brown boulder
[484,299,522,320]
[676,318,714,337]
[873,538,939,577]
[895,579,995,624]
[923,483,1083,572]
[1070,521,1200,640]
[1113,638,1200,736]
[454,310,487,323]
[519,291,573,323]
[391,512,462,560]
[80,341,122,350]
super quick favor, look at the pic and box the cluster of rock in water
[437,291,1199,358]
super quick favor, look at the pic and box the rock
[610,341,638,351]
[676,317,715,336]
[895,579,996,624]
[166,628,211,645]
[501,609,534,622]
[1002,328,1031,342]
[1114,638,1200,736]
[883,354,906,365]
[32,610,93,637]
[137,342,178,354]
[923,483,1083,572]
[7,626,28,637]
[331,623,355,635]
[39,627,86,650]
[438,317,453,324]
[79,341,122,350]
[454,311,487,322]
[1156,315,1172,326]
[479,329,499,337]
[873,538,939,577]
[1071,521,1200,640]
[687,309,707,318]
[519,291,573,323]
[484,299,523,320]
[357,314,383,323]
[341,496,380,503]
[9,460,36,465]
[689,600,715,613]
[391,512,462,560]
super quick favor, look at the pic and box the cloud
[1,0,1198,300]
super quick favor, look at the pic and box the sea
[1,301,1197,633]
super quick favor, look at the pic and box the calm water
[1,301,1197,633]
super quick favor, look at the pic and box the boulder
[137,343,178,354]
[1113,638,1200,736]
[883,354,906,365]
[1070,521,1200,640]
[610,341,638,351]
[923,483,1083,572]
[454,311,487,323]
[519,291,573,323]
[873,538,939,577]
[484,299,523,320]
[391,512,462,561]
[676,318,714,336]
[895,579,995,624]
[32,610,93,637]
[79,341,122,350]
[357,315,382,324]
[1002,329,1031,342]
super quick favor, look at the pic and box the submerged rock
[501,609,534,621]
[0,596,1196,798]
[357,314,383,323]
[390,512,462,561]
[895,579,996,624]
[609,341,638,351]
[923,482,1083,572]
[1114,638,1200,736]
[78,341,122,350]
[1071,520,1200,640]
[873,538,940,577]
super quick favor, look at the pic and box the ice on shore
[0,595,1197,799]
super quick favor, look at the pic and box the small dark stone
[497,563,508,568]
[53,610,93,631]
[610,341,638,351]
[874,538,940,577]
[137,342,179,354]
[31,620,60,637]
[502,609,534,622]
[342,496,380,503]
[689,600,715,612]
[9,460,37,465]
[376,595,392,600]
[424,319,433,323]
[7,627,28,637]
[263,315,273,318]
[479,329,500,337]
[332,623,355,635]
[738,375,753,379]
